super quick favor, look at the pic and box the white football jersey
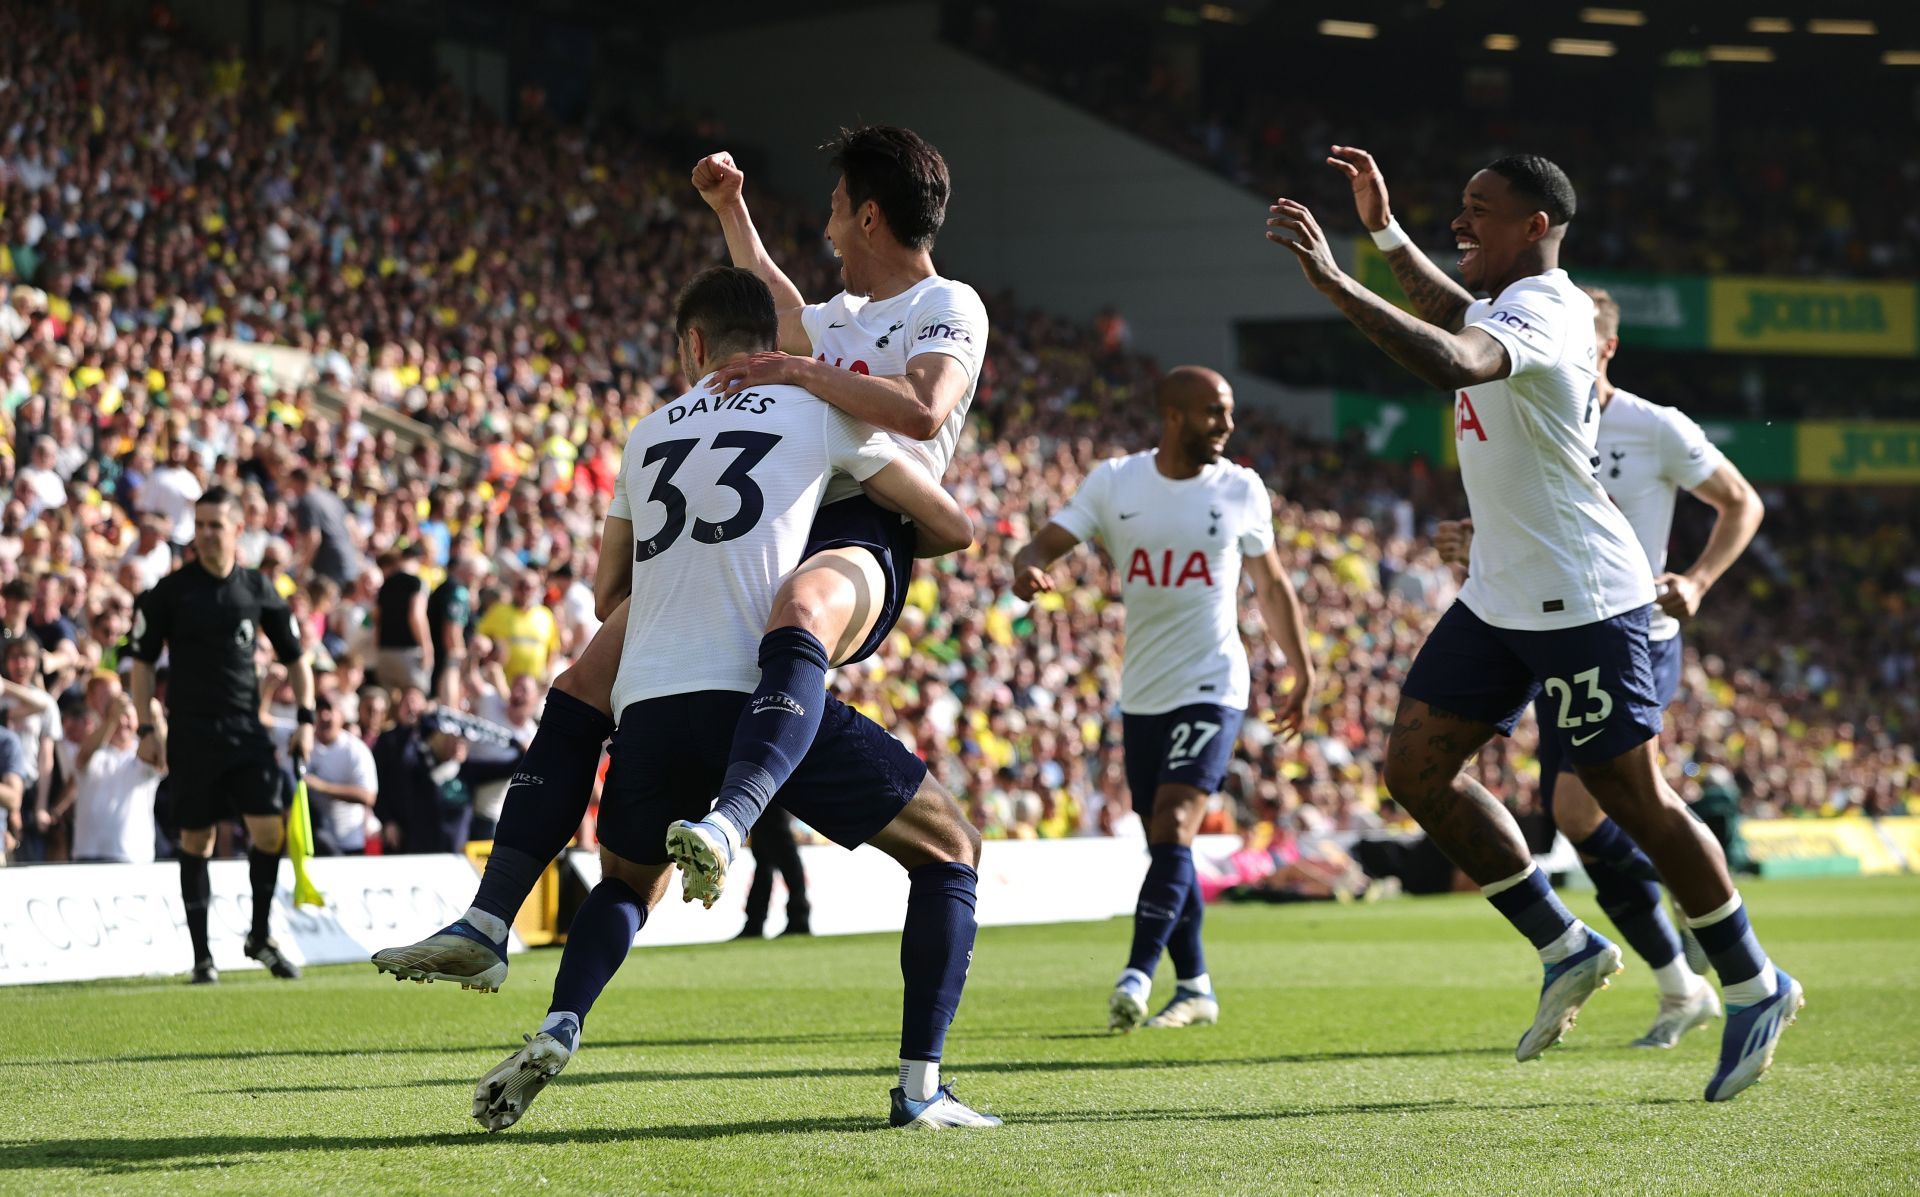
[1596,389,1725,642]
[1454,269,1656,630]
[1052,451,1276,715]
[607,375,896,713]
[801,274,989,503]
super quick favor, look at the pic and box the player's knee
[179,828,216,858]
[1381,753,1430,810]
[767,594,841,641]
[599,848,669,908]
[251,824,285,854]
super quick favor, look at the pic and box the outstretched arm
[1268,198,1508,391]
[713,351,971,443]
[694,152,812,355]
[1010,524,1086,602]
[1327,146,1476,331]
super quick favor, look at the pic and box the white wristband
[1370,217,1411,252]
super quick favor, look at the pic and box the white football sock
[705,813,744,857]
[1651,959,1697,1000]
[1538,920,1590,966]
[1721,969,1779,1007]
[1178,973,1212,995]
[899,1059,940,1102]
[1117,967,1151,996]
[463,907,509,944]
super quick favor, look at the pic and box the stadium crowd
[0,4,1910,869]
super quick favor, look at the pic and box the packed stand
[0,6,1910,870]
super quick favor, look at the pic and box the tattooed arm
[1268,198,1508,391]
[1327,145,1476,331]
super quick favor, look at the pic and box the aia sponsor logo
[1125,549,1214,588]
[1456,392,1487,442]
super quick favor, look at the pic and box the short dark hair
[826,125,950,251]
[1484,154,1577,226]
[196,484,240,514]
[673,266,779,355]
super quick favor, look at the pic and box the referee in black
[129,485,316,984]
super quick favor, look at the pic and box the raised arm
[1327,146,1476,332]
[1010,523,1086,602]
[694,152,812,356]
[1245,548,1318,741]
[1268,198,1509,391]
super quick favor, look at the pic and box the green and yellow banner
[1348,242,1919,359]
[1796,422,1920,484]
[1708,278,1917,357]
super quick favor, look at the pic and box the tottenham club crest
[235,617,255,649]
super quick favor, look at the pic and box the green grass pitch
[5,875,1917,1195]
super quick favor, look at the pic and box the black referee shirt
[127,562,305,720]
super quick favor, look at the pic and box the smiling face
[1450,169,1548,293]
[1160,368,1236,465]
[824,176,869,295]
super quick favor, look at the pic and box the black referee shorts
[165,714,286,831]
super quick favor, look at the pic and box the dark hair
[1484,154,1577,226]
[826,125,950,251]
[673,266,779,355]
[196,484,241,513]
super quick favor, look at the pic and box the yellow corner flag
[287,758,326,909]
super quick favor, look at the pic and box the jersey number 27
[634,432,783,562]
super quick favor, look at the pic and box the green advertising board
[1334,394,1906,484]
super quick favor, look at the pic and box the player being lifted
[472,267,999,1132]
[1011,367,1315,1032]
[1436,287,1765,1050]
[1266,146,1799,1101]
[375,126,988,985]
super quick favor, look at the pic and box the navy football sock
[1482,865,1578,952]
[548,878,647,1025]
[475,689,612,923]
[1575,816,1661,884]
[1688,895,1768,989]
[899,862,979,1063]
[246,848,279,940]
[1165,853,1208,982]
[1126,843,1194,978]
[180,855,212,963]
[1574,824,1681,969]
[710,628,830,839]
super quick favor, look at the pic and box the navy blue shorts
[1537,631,1682,806]
[804,494,918,665]
[598,689,926,864]
[1401,601,1663,768]
[1121,703,1246,815]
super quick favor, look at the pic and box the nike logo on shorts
[1570,728,1605,747]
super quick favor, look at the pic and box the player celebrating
[471,267,999,1133]
[128,486,316,983]
[373,126,987,986]
[1436,287,1765,1050]
[665,127,988,900]
[1010,366,1315,1032]
[1266,146,1799,1101]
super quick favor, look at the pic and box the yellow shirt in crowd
[476,601,561,683]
